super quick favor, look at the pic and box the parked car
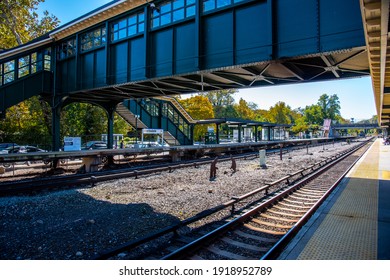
[2,145,47,167]
[5,145,47,154]
[0,143,18,151]
[83,141,108,150]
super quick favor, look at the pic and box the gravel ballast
[0,141,363,260]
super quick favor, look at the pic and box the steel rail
[260,140,373,260]
[0,140,339,196]
[94,140,370,260]
[160,140,371,260]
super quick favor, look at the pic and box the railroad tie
[233,230,279,243]
[251,218,292,230]
[206,245,254,260]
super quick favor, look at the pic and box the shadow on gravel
[0,190,183,260]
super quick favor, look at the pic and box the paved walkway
[278,138,390,259]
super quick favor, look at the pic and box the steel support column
[255,126,258,142]
[216,124,220,144]
[51,103,61,152]
[106,106,115,149]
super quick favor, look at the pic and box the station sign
[142,129,164,135]
[63,137,81,151]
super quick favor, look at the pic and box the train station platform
[278,138,390,260]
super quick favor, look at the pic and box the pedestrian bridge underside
[0,0,381,149]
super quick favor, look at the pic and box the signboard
[142,129,164,135]
[63,137,81,151]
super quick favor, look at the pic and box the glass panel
[138,22,145,32]
[161,13,171,25]
[67,47,75,57]
[152,18,160,28]
[128,25,137,36]
[186,6,196,17]
[18,66,29,78]
[4,72,14,84]
[217,0,231,8]
[112,32,119,41]
[113,23,119,31]
[203,0,215,11]
[138,13,145,22]
[44,61,51,71]
[153,9,160,17]
[18,56,29,69]
[119,29,127,39]
[4,61,14,73]
[119,19,127,29]
[128,15,136,25]
[187,0,195,5]
[173,0,185,9]
[161,3,172,13]
[31,63,37,74]
[173,9,185,22]
[94,29,101,38]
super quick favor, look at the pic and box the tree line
[178,90,377,141]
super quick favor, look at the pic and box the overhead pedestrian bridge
[0,0,372,149]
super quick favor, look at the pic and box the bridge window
[43,48,52,71]
[111,12,145,42]
[2,61,15,84]
[18,56,30,78]
[57,38,76,60]
[80,27,107,52]
[0,49,51,86]
[151,0,196,29]
[203,0,246,12]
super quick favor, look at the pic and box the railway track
[0,140,338,196]
[95,139,372,260]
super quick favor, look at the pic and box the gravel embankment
[0,140,363,260]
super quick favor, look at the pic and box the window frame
[151,0,196,29]
[57,38,77,60]
[80,26,107,52]
[111,12,145,43]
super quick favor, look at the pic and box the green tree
[266,101,293,124]
[0,0,59,48]
[234,98,255,120]
[200,89,238,118]
[317,94,341,120]
[179,96,214,141]
[290,116,309,135]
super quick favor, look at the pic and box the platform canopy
[360,0,390,127]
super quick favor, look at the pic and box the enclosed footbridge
[0,0,379,149]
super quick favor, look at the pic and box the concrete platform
[278,138,390,260]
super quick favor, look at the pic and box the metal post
[135,114,139,144]
[280,144,283,160]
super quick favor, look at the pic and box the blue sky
[37,0,377,121]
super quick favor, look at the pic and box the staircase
[116,99,191,146]
[116,103,148,130]
[153,96,196,124]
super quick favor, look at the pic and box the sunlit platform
[278,138,390,260]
